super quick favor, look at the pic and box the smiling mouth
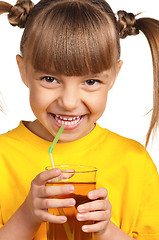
[51,114,84,127]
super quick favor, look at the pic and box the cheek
[89,91,108,114]
[29,87,51,112]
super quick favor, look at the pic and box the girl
[0,0,159,239]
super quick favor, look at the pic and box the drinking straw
[48,125,73,240]
[48,125,64,168]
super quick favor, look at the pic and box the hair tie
[117,10,139,39]
[8,0,34,28]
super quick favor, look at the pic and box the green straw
[48,125,64,168]
[48,125,73,240]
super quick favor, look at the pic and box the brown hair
[0,104,2,112]
[0,0,159,146]
[0,0,34,28]
[117,10,159,146]
[20,0,120,75]
[0,92,4,113]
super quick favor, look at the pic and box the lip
[50,113,84,130]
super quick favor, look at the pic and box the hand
[23,168,76,225]
[76,188,111,236]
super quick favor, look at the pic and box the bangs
[22,1,119,75]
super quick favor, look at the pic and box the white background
[0,0,159,171]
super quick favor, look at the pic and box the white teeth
[60,115,68,120]
[55,115,81,121]
[68,117,73,121]
[54,114,81,126]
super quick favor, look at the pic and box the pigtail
[117,11,159,147]
[0,1,12,14]
[136,18,159,147]
[0,0,34,28]
[0,91,6,113]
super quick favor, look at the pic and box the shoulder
[0,121,25,148]
[0,124,19,139]
[98,124,145,152]
[98,126,159,183]
[97,124,152,166]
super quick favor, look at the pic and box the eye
[42,76,58,83]
[39,76,60,88]
[85,79,101,86]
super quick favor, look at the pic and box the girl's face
[17,55,122,142]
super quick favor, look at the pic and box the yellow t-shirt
[0,121,159,240]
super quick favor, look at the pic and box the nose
[58,85,80,111]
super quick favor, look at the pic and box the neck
[24,120,54,142]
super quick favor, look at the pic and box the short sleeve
[132,151,159,239]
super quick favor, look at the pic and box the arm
[97,221,136,240]
[0,202,40,240]
[0,168,75,240]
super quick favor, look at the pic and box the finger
[34,197,76,209]
[77,199,111,213]
[88,188,108,200]
[82,220,108,233]
[35,209,67,224]
[37,184,75,198]
[77,210,111,222]
[59,169,75,181]
[32,168,61,186]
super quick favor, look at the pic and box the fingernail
[55,168,61,174]
[82,226,88,232]
[60,216,67,223]
[69,199,75,206]
[88,191,94,199]
[68,185,74,193]
[78,205,85,212]
[77,213,83,220]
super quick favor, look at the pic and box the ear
[16,54,29,87]
[116,60,123,77]
[109,60,123,90]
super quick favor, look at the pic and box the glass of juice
[46,165,97,240]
